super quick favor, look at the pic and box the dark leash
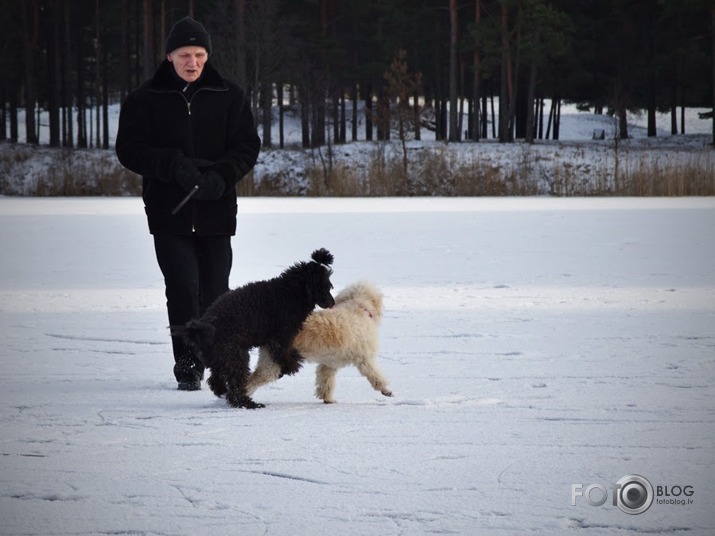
[171,185,199,215]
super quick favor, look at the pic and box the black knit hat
[165,16,211,55]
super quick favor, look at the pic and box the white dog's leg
[315,364,338,403]
[356,359,393,398]
[245,347,282,396]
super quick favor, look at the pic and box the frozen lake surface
[1,197,713,535]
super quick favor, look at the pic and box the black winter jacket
[116,60,261,236]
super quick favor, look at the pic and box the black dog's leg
[201,345,227,398]
[207,366,228,397]
[224,348,265,409]
[279,348,305,377]
[268,342,305,378]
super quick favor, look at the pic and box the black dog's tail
[170,318,217,365]
[311,248,334,272]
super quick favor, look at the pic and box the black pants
[153,234,232,382]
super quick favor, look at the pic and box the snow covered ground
[1,196,714,535]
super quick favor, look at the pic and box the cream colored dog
[246,281,393,403]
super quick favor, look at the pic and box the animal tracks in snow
[46,332,165,346]
[391,396,502,408]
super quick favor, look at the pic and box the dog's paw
[322,399,337,404]
[226,392,265,409]
[381,389,393,397]
[242,401,266,409]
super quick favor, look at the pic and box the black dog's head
[309,248,335,309]
[280,248,335,309]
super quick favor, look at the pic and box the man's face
[167,46,208,83]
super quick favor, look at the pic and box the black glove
[174,155,202,192]
[194,169,226,200]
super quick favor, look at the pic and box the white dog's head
[334,281,383,322]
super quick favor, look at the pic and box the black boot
[175,355,204,391]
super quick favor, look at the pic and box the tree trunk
[102,28,109,149]
[10,90,19,142]
[712,8,715,146]
[311,87,326,147]
[482,93,488,139]
[365,81,373,141]
[507,7,521,142]
[22,0,39,144]
[670,62,678,135]
[339,90,346,144]
[300,85,310,148]
[159,0,166,54]
[470,0,481,141]
[63,0,73,147]
[278,82,284,148]
[120,0,130,102]
[234,0,247,87]
[142,0,154,81]
[554,97,561,140]
[351,81,358,141]
[0,89,5,141]
[261,81,272,148]
[646,8,657,137]
[545,97,554,139]
[95,0,102,148]
[448,0,459,142]
[646,90,656,137]
[525,59,537,143]
[457,61,465,141]
[48,0,61,147]
[413,88,421,141]
[498,4,511,142]
[440,97,448,140]
[376,87,389,141]
[489,92,495,138]
[618,106,628,140]
[77,24,86,149]
[333,89,340,144]
[0,89,4,141]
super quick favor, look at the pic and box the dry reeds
[2,141,713,197]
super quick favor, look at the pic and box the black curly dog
[172,248,335,408]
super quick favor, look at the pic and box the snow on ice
[1,196,714,535]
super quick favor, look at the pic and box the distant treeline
[1,0,714,149]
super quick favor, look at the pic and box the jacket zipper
[179,84,196,232]
[178,84,227,233]
[183,84,192,115]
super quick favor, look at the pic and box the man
[116,16,261,391]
